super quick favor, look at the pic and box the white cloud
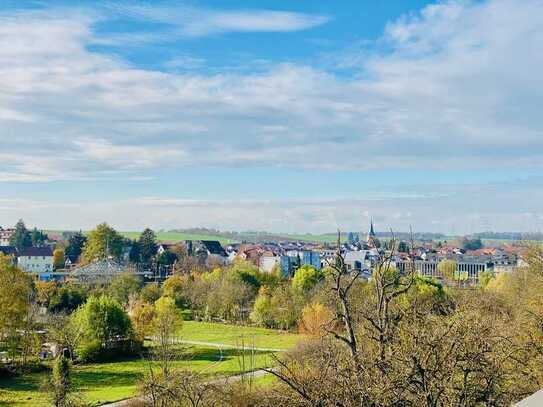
[2,179,543,233]
[0,0,542,184]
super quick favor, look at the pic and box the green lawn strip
[0,346,276,407]
[181,321,307,350]
[119,231,234,245]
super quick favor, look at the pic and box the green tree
[437,259,457,283]
[9,219,32,251]
[250,289,275,328]
[0,255,33,357]
[71,296,134,361]
[30,228,48,247]
[48,353,72,407]
[138,228,158,264]
[153,296,183,378]
[140,283,163,304]
[108,272,142,305]
[64,232,87,263]
[128,240,141,264]
[461,237,484,251]
[291,265,324,293]
[82,223,124,262]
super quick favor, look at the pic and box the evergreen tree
[129,240,141,264]
[138,228,157,264]
[30,228,48,246]
[64,232,87,262]
[9,219,32,251]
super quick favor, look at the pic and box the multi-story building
[17,247,54,277]
[396,256,492,283]
[0,227,15,246]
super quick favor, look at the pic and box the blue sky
[1,0,542,234]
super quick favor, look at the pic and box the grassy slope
[181,321,307,350]
[0,347,275,406]
[0,322,305,406]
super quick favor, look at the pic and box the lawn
[0,346,276,406]
[181,321,307,350]
[0,323,304,406]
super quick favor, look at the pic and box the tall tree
[64,231,87,263]
[30,228,48,247]
[0,254,33,358]
[48,352,72,407]
[138,228,158,264]
[9,219,32,251]
[82,223,124,262]
[128,240,141,264]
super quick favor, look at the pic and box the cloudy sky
[1,0,542,234]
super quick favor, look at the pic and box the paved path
[99,338,285,407]
[171,339,286,353]
[100,369,272,407]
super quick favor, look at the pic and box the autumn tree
[0,255,33,360]
[82,223,124,262]
[53,248,65,270]
[152,296,183,379]
[298,303,334,336]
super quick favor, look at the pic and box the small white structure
[344,250,370,271]
[259,255,280,273]
[17,247,54,274]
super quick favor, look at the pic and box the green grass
[181,321,307,350]
[119,231,235,245]
[0,346,276,406]
[0,322,303,406]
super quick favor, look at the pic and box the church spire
[369,218,375,237]
[367,218,377,248]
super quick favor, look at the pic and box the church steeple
[367,218,377,248]
[369,218,375,238]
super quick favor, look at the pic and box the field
[181,321,307,350]
[48,229,345,244]
[0,322,305,406]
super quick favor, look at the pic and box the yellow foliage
[298,302,334,336]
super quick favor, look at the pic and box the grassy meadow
[0,322,305,406]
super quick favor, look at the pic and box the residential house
[0,227,15,246]
[17,247,54,277]
[185,240,228,265]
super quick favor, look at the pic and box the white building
[259,255,280,273]
[0,228,15,246]
[17,247,54,274]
